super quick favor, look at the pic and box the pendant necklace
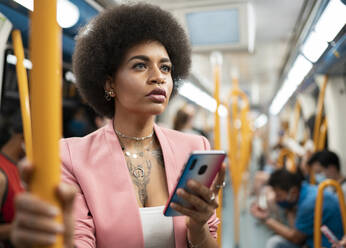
[114,128,154,179]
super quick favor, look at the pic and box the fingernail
[49,235,57,243]
[187,180,195,187]
[49,207,59,216]
[56,224,64,232]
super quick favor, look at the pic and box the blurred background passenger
[173,104,208,138]
[251,168,343,248]
[66,106,90,137]
[307,150,346,196]
[0,112,25,247]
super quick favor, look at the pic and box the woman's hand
[170,163,226,232]
[10,160,76,248]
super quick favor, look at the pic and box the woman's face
[109,41,173,116]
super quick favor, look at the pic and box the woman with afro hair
[11,2,225,248]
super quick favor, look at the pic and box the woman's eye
[161,64,171,73]
[133,63,146,70]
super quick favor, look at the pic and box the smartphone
[321,225,341,247]
[163,150,226,217]
[258,191,268,210]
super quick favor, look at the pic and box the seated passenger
[0,113,25,247]
[307,150,346,196]
[251,168,344,248]
[10,3,226,248]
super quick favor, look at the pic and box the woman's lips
[146,88,166,103]
[147,94,166,103]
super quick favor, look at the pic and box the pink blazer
[60,122,219,248]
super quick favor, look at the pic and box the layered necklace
[114,128,154,159]
[114,128,162,206]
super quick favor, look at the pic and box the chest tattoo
[127,159,152,205]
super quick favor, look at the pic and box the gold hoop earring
[105,90,114,101]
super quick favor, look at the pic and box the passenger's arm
[264,217,306,244]
[286,209,296,228]
[250,202,306,245]
[0,172,11,241]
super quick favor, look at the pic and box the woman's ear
[104,77,115,92]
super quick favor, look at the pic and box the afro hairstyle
[73,3,191,118]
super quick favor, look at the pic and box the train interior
[0,0,345,247]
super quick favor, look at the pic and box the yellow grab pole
[226,81,252,247]
[30,1,63,247]
[313,75,328,151]
[277,148,296,172]
[12,30,33,162]
[212,56,222,246]
[314,180,346,248]
[213,64,221,150]
[310,168,316,185]
[317,118,328,151]
[291,101,301,140]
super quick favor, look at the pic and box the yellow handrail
[226,83,252,247]
[277,148,296,172]
[30,1,63,247]
[290,101,301,140]
[314,179,346,248]
[11,30,33,162]
[314,76,328,151]
[317,118,328,151]
[212,60,223,246]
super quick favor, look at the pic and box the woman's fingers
[170,202,204,223]
[56,183,77,212]
[210,163,226,194]
[56,183,77,247]
[12,183,77,248]
[11,228,58,247]
[185,181,218,209]
[16,211,64,234]
[177,188,216,212]
[16,193,59,217]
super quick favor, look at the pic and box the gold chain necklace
[114,128,154,141]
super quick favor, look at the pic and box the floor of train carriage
[222,154,274,248]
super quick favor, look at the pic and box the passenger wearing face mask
[0,112,25,247]
[251,168,344,248]
[307,150,346,198]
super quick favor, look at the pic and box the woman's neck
[113,111,156,139]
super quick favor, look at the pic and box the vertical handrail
[290,101,301,140]
[11,30,33,162]
[226,85,252,248]
[212,60,222,246]
[30,1,63,247]
[317,118,328,151]
[313,76,328,151]
[277,148,296,172]
[314,179,346,248]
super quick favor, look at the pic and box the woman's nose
[149,65,165,84]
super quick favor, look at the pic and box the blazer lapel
[104,122,145,248]
[154,124,187,248]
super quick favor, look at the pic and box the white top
[139,206,175,248]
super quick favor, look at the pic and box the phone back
[164,151,226,216]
